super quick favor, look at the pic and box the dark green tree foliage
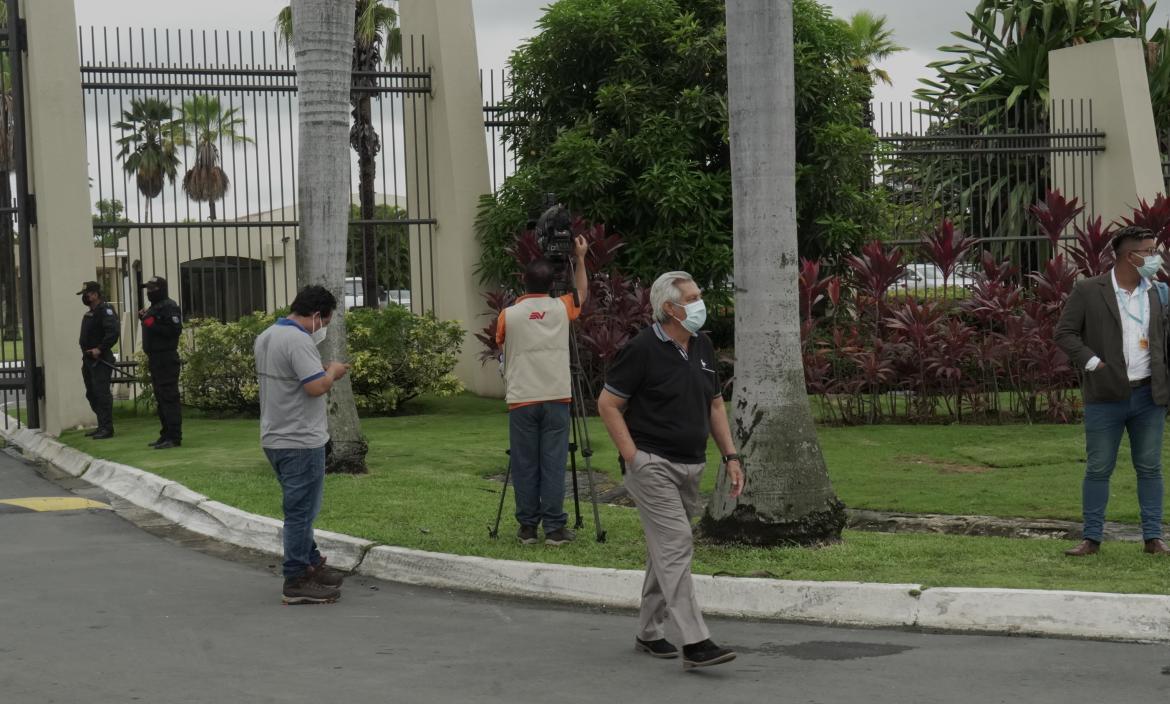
[346,203,411,295]
[92,199,131,249]
[792,0,882,260]
[476,0,877,289]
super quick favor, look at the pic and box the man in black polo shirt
[597,270,745,670]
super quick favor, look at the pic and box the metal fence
[0,0,36,430]
[481,68,518,193]
[874,99,1104,299]
[80,26,435,395]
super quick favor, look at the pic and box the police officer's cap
[140,276,167,291]
[76,281,101,296]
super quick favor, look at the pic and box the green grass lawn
[55,395,1170,595]
[1,339,24,362]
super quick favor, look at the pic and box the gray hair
[650,271,695,323]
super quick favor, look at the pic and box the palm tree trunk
[0,173,17,339]
[702,0,845,545]
[357,95,378,308]
[350,35,382,310]
[293,0,367,474]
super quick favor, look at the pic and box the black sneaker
[147,438,164,447]
[517,525,538,545]
[544,527,576,546]
[91,428,114,440]
[682,639,737,669]
[154,440,181,450]
[635,637,680,659]
[281,574,340,605]
[308,558,345,588]
[85,429,101,437]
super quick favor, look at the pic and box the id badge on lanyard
[1119,287,1149,349]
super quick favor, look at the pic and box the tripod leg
[490,450,511,539]
[568,412,583,530]
[570,372,606,543]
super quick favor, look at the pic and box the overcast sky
[72,0,1170,105]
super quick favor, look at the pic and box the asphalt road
[1,449,1168,704]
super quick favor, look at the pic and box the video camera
[531,193,574,264]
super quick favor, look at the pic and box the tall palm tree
[278,1,402,308]
[177,95,252,221]
[839,11,905,133]
[291,0,367,474]
[114,97,181,220]
[840,11,905,87]
[702,0,846,545]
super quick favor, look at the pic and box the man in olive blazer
[1055,225,1170,556]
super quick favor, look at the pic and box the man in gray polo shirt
[255,285,350,604]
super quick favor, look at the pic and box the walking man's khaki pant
[623,450,710,645]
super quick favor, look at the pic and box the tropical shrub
[345,306,464,414]
[180,307,463,415]
[180,312,275,414]
[795,188,1169,425]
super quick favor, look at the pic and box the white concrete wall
[1050,38,1165,226]
[400,0,503,398]
[22,0,99,434]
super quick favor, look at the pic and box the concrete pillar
[22,0,99,434]
[1049,38,1164,225]
[399,0,503,397]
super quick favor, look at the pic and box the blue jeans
[264,446,326,578]
[1082,384,1165,542]
[509,402,570,532]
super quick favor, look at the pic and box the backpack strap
[1157,281,1169,309]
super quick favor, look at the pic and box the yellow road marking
[0,497,111,512]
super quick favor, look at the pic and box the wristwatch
[722,453,742,464]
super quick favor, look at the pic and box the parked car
[895,263,975,292]
[383,289,411,309]
[344,277,366,309]
[344,278,412,310]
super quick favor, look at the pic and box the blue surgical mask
[671,300,707,334]
[1136,254,1163,280]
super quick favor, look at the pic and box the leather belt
[1130,377,1152,388]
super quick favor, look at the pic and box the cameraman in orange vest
[495,234,589,546]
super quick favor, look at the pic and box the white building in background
[94,193,410,352]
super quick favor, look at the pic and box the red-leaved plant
[921,219,979,286]
[1030,189,1084,246]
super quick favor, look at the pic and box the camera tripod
[489,259,607,543]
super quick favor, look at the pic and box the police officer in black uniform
[139,276,183,449]
[78,281,120,439]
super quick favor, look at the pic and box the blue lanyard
[1116,284,1148,330]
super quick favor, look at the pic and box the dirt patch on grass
[896,454,994,475]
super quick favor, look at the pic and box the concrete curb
[3,424,1169,643]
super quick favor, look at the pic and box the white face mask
[310,315,328,345]
[670,299,707,334]
[1133,252,1163,280]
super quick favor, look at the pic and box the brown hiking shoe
[1064,539,1100,557]
[1144,538,1170,555]
[282,574,340,605]
[544,527,576,546]
[308,557,346,588]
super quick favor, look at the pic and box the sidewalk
[4,420,1170,643]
